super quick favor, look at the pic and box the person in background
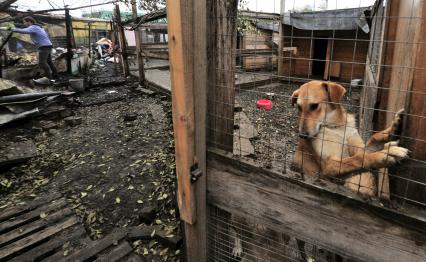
[11,16,57,81]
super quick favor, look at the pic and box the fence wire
[207,0,426,260]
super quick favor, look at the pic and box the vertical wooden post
[277,0,285,76]
[207,0,238,153]
[131,0,145,84]
[114,4,130,76]
[65,7,73,74]
[167,0,207,260]
[88,23,92,58]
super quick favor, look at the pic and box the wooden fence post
[167,0,207,261]
[131,0,145,84]
[277,0,285,76]
[207,0,238,153]
[65,7,73,74]
[88,22,91,58]
[114,4,130,77]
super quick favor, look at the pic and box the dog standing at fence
[230,81,409,262]
[290,80,408,198]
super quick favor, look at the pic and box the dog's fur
[291,80,408,197]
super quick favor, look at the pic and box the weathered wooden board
[0,193,62,222]
[0,208,73,246]
[62,231,127,262]
[0,141,38,167]
[8,227,87,262]
[93,241,133,262]
[0,216,79,261]
[0,198,67,234]
[206,150,426,262]
[207,0,238,153]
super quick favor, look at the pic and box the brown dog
[291,80,408,197]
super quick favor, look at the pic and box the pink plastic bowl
[256,99,273,110]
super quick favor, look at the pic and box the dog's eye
[309,103,319,111]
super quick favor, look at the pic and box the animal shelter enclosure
[166,0,426,261]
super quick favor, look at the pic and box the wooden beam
[114,4,130,77]
[207,150,426,262]
[167,0,197,224]
[324,39,332,80]
[65,7,73,74]
[88,23,91,58]
[207,0,238,153]
[277,0,285,76]
[167,0,207,260]
[131,0,145,84]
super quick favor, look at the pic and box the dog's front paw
[230,227,242,258]
[389,109,404,139]
[380,141,409,164]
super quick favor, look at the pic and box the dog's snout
[299,132,309,139]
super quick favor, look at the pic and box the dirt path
[0,61,181,261]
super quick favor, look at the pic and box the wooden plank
[63,230,127,262]
[0,193,62,223]
[166,0,197,224]
[8,227,87,262]
[0,141,38,168]
[167,0,208,260]
[206,150,426,262]
[360,1,387,139]
[0,198,67,234]
[65,8,73,74]
[277,0,285,76]
[132,0,145,84]
[323,39,332,80]
[42,235,92,262]
[0,216,79,261]
[94,241,133,262]
[0,208,73,246]
[115,4,130,77]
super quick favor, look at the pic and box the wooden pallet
[0,193,145,262]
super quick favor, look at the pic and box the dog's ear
[290,89,300,107]
[322,82,346,106]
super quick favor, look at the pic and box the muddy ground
[0,61,181,261]
[236,81,361,172]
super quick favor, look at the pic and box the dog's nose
[299,132,309,139]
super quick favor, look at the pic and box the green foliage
[0,179,12,189]
[237,0,258,33]
[119,0,166,12]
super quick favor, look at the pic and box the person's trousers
[38,46,58,79]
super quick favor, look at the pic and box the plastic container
[256,99,273,110]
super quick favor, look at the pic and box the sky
[13,0,377,17]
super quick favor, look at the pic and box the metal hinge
[190,163,203,183]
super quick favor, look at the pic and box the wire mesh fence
[208,0,426,207]
[208,205,355,262]
[206,0,426,260]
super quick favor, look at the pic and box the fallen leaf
[115,197,121,204]
[81,192,88,198]
[40,212,47,219]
